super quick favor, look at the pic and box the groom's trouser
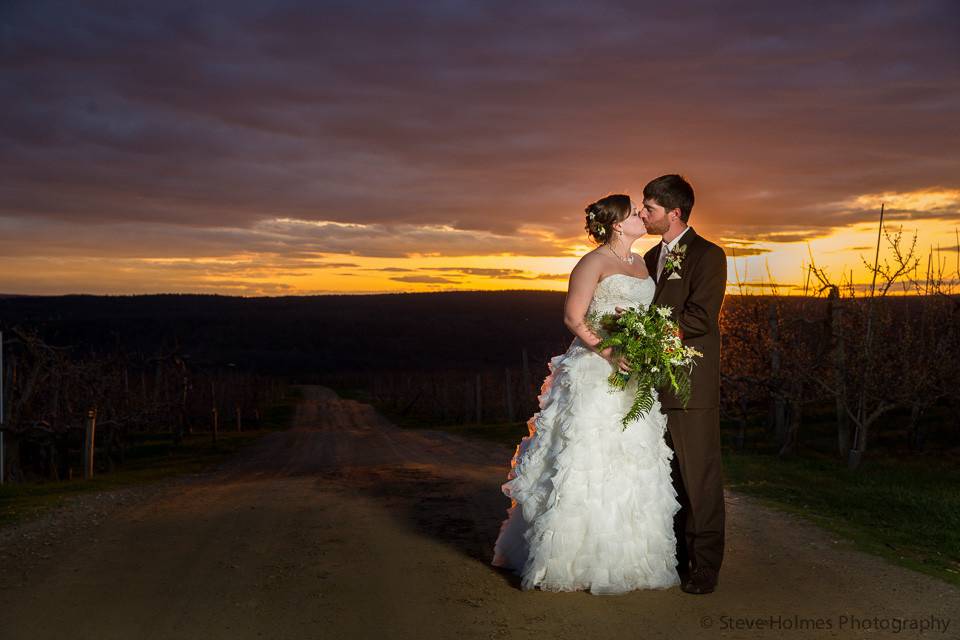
[664,407,725,574]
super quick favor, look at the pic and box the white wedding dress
[491,273,681,594]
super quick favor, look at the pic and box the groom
[640,174,727,595]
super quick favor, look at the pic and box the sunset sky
[1,1,958,296]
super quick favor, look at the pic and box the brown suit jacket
[644,227,726,409]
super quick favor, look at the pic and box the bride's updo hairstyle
[584,194,631,244]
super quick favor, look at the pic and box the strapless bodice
[586,273,655,317]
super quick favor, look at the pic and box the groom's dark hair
[643,174,695,222]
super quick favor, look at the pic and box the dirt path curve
[1,385,957,640]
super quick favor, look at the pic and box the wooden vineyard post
[504,368,515,423]
[768,303,786,444]
[211,380,218,445]
[83,407,97,480]
[828,286,849,456]
[521,348,531,415]
[475,374,482,424]
[178,375,189,442]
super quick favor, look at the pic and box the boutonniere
[663,244,688,276]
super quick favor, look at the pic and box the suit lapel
[644,245,661,285]
[653,227,698,303]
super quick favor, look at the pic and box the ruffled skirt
[491,340,681,594]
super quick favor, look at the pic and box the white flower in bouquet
[587,304,703,430]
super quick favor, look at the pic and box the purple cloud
[0,0,957,264]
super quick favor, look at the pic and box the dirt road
[1,385,957,640]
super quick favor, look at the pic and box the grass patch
[724,450,960,587]
[0,394,298,528]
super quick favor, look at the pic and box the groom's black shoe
[681,567,718,594]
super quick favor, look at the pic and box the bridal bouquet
[587,305,703,430]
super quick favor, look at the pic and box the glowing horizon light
[2,188,957,297]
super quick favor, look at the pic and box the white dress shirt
[657,226,692,280]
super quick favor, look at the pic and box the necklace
[607,244,634,264]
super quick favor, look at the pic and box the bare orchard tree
[895,233,960,450]
[805,223,944,469]
[720,291,833,458]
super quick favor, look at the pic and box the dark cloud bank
[1,0,958,263]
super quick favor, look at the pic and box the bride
[491,194,681,595]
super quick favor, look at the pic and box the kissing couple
[492,174,727,595]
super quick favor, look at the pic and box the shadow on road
[220,384,524,586]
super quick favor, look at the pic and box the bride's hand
[599,347,631,373]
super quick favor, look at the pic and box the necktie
[657,242,669,280]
